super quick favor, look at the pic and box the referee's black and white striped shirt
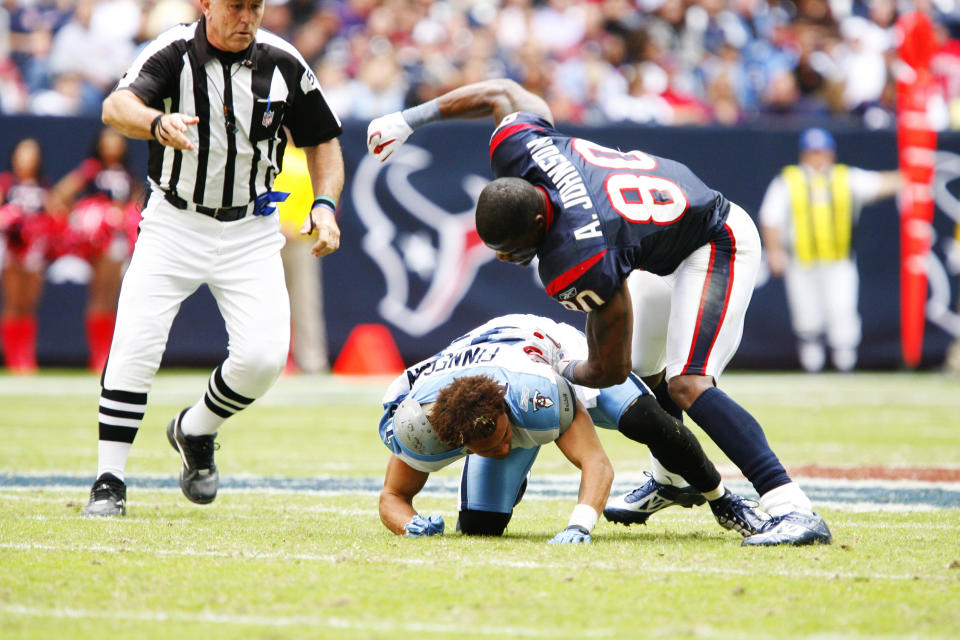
[116,16,342,210]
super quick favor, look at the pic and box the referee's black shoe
[81,473,126,517]
[166,408,219,504]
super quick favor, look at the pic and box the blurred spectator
[0,138,54,374]
[7,0,71,94]
[0,9,29,113]
[759,67,831,119]
[49,128,141,372]
[2,0,960,129]
[142,0,198,41]
[836,13,892,113]
[28,70,84,115]
[46,0,136,115]
[350,45,406,118]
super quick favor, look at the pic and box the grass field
[1,370,959,639]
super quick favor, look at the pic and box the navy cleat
[709,489,771,537]
[603,473,706,526]
[741,511,832,546]
[166,408,220,505]
[81,473,126,517]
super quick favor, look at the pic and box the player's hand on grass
[367,112,413,162]
[301,204,341,257]
[548,525,591,545]
[404,514,444,537]
[522,329,563,368]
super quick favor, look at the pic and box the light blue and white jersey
[379,322,576,473]
[378,314,650,473]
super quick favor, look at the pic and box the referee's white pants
[629,203,761,381]
[102,196,290,397]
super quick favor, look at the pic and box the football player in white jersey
[378,315,768,543]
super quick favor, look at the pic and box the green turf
[1,370,959,639]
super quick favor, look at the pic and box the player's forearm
[304,139,344,204]
[378,490,418,536]
[576,454,614,516]
[555,407,613,533]
[48,173,84,215]
[102,89,160,141]
[565,358,630,389]
[570,292,633,388]
[760,225,788,276]
[876,170,902,201]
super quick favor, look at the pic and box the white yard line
[0,542,947,583]
[0,603,613,638]
[1,604,948,640]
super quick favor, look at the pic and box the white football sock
[760,481,813,517]
[180,401,224,436]
[97,441,130,481]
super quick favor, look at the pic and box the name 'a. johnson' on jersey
[489,112,731,312]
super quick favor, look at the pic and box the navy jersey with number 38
[489,112,730,312]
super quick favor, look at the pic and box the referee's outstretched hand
[301,205,341,257]
[153,113,199,151]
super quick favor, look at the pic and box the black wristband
[312,196,336,210]
[565,524,590,535]
[150,114,164,141]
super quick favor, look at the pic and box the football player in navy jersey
[378,314,766,543]
[368,79,831,546]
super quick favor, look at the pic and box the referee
[82,0,344,516]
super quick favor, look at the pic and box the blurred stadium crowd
[1,0,960,128]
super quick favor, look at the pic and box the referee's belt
[163,191,252,222]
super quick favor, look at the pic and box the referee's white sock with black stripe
[97,388,148,481]
[180,365,254,436]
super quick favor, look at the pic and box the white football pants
[628,203,762,380]
[783,258,860,372]
[102,195,290,397]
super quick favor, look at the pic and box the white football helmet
[392,396,451,455]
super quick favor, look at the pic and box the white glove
[522,329,563,369]
[367,112,414,162]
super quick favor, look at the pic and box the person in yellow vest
[759,128,901,372]
[273,144,330,373]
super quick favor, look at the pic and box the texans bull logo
[351,145,495,337]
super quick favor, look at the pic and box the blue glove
[404,514,444,537]
[253,190,289,216]
[548,525,591,545]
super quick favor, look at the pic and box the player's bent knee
[667,375,712,410]
[457,509,512,536]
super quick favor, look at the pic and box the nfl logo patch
[262,108,274,127]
